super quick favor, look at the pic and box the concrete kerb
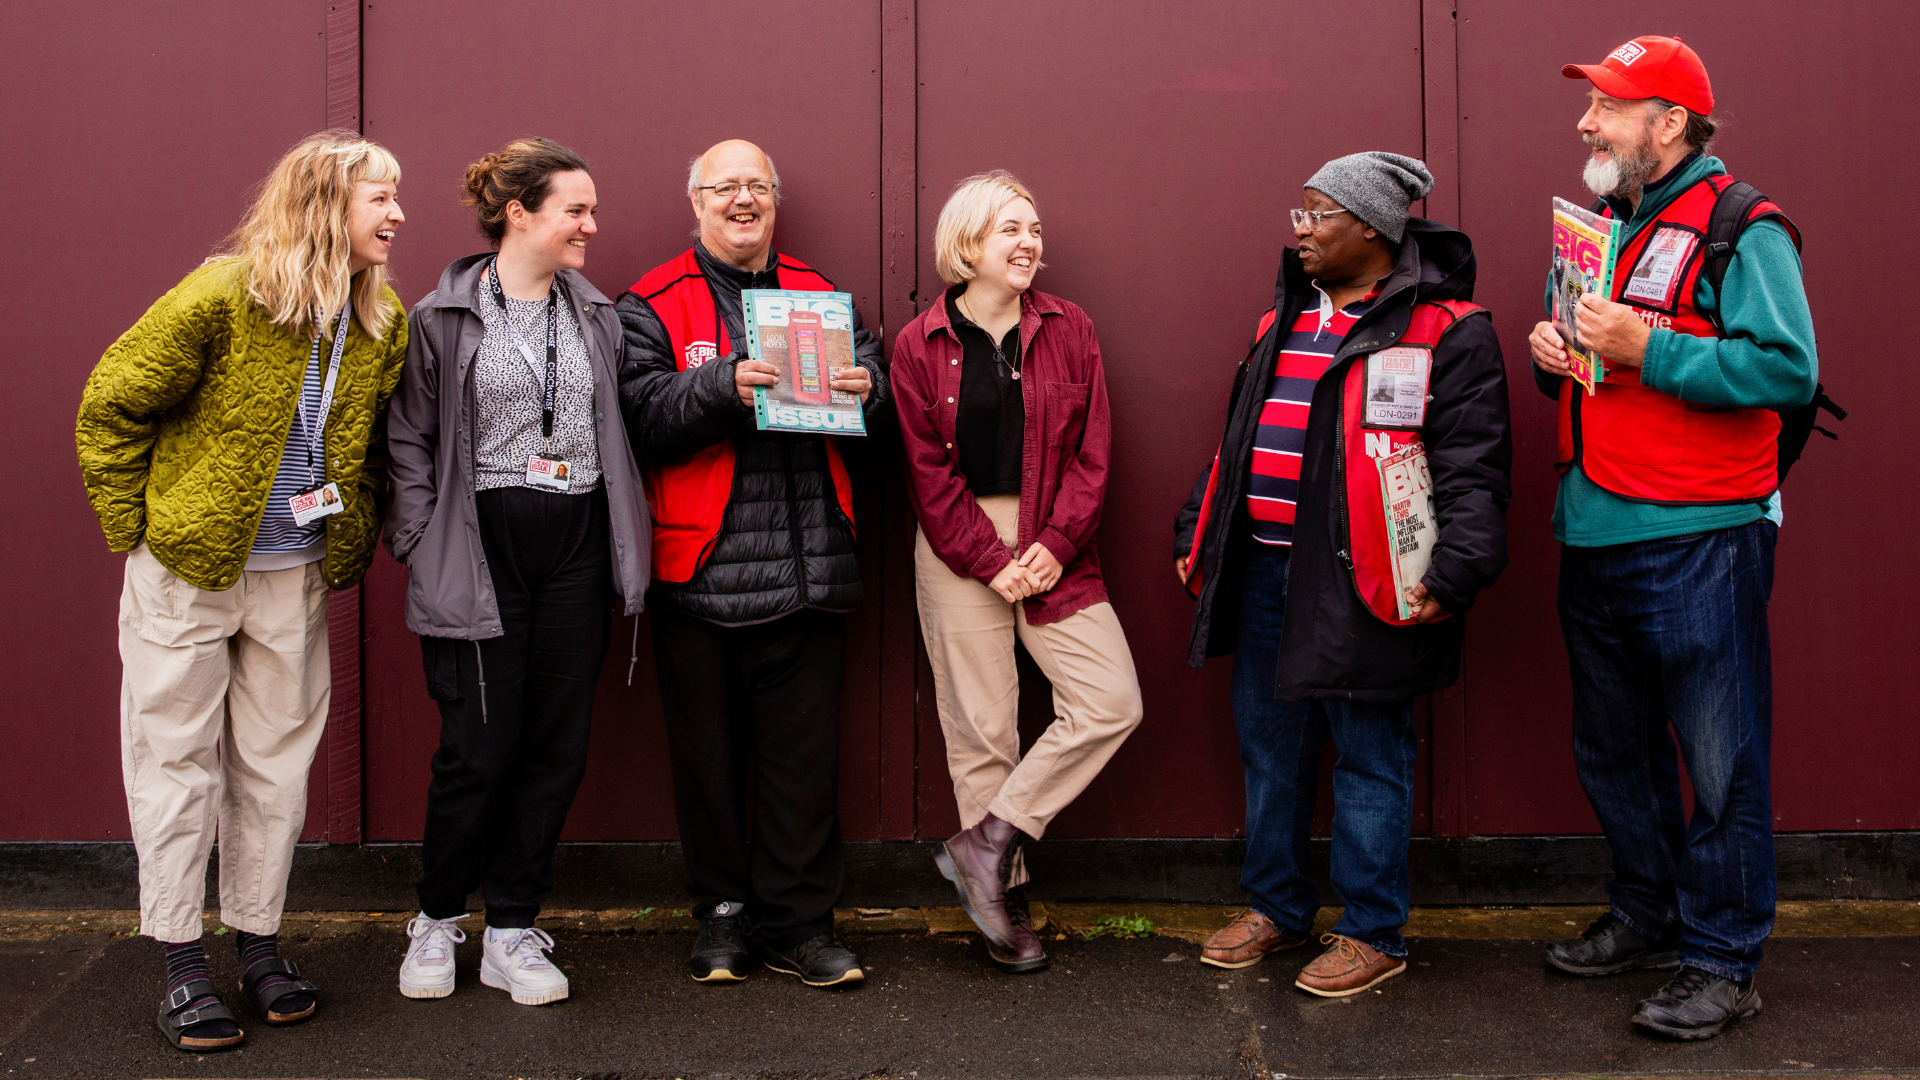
[6,899,1918,944]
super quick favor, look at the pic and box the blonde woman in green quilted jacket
[74,131,408,1053]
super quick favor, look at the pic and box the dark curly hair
[462,137,590,244]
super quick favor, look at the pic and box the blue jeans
[1231,543,1417,957]
[1559,520,1777,982]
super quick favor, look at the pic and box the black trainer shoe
[690,902,752,982]
[1633,966,1761,1040]
[1546,911,1681,976]
[762,932,865,988]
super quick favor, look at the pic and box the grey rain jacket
[383,253,651,638]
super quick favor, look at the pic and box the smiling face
[975,197,1042,294]
[1294,188,1379,281]
[346,179,403,275]
[691,140,778,270]
[505,169,597,274]
[1578,89,1667,198]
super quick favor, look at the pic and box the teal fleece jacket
[1537,153,1818,547]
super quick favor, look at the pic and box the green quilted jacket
[76,259,409,591]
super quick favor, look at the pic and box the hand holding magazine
[1550,197,1624,394]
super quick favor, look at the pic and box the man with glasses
[616,139,888,988]
[1174,153,1511,996]
[1532,38,1816,1040]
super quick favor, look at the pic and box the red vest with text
[1187,298,1482,626]
[1555,173,1799,504]
[631,249,857,583]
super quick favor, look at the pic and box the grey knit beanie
[1303,152,1434,243]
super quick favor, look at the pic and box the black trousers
[651,607,846,948]
[416,485,612,927]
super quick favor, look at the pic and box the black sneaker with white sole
[1633,966,1761,1040]
[762,932,864,988]
[691,902,752,982]
[1546,911,1681,976]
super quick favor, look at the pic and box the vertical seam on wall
[322,0,365,843]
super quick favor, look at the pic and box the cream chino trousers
[118,545,330,942]
[916,494,1143,882]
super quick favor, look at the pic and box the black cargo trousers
[650,606,847,950]
[415,485,613,927]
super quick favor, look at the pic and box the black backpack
[1698,183,1844,486]
[1595,183,1844,486]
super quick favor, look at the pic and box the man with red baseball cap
[1527,36,1818,1040]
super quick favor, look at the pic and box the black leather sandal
[238,955,319,1024]
[157,978,244,1051]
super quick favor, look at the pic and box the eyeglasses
[698,182,777,199]
[1289,208,1354,231]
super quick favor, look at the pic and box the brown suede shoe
[1294,934,1407,997]
[987,888,1048,973]
[933,815,1020,950]
[1200,909,1304,969]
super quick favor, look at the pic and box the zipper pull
[1336,547,1354,569]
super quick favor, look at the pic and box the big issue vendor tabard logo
[683,341,719,368]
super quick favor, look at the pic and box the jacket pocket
[1044,381,1089,450]
[419,636,464,702]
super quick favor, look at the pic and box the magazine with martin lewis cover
[743,289,866,436]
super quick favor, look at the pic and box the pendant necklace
[960,294,1020,380]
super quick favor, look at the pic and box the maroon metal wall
[3,1,1910,845]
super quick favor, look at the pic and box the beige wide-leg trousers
[118,544,330,942]
[915,494,1143,884]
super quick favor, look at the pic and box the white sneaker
[399,913,469,999]
[480,927,569,1005]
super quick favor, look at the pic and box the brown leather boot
[934,815,1020,949]
[1294,934,1407,998]
[987,886,1048,973]
[1200,909,1304,969]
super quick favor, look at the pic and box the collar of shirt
[1306,280,1385,335]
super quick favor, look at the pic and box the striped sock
[161,939,239,1041]
[236,931,313,1017]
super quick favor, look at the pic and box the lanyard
[487,258,559,441]
[297,301,353,484]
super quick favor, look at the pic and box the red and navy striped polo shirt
[1246,284,1381,546]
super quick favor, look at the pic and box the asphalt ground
[1,905,1916,1080]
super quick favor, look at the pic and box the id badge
[525,455,572,492]
[1363,347,1432,429]
[289,482,344,527]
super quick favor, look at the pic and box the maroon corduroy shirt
[890,288,1112,626]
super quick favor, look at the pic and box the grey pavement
[1,926,1916,1079]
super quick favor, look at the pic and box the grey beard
[1583,138,1662,200]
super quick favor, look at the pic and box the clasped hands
[1529,293,1650,375]
[990,543,1064,603]
[734,353,872,408]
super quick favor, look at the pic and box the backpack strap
[1700,178,1802,334]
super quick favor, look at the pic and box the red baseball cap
[1563,35,1714,115]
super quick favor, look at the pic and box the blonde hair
[934,171,1040,285]
[216,130,402,339]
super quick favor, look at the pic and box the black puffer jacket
[615,243,889,626]
[1173,219,1512,700]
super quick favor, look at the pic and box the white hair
[686,151,783,201]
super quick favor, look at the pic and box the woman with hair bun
[383,138,650,1006]
[890,171,1143,974]
[76,130,409,1051]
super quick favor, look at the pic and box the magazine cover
[1376,440,1439,621]
[1550,196,1624,394]
[743,289,866,435]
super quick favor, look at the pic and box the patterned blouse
[471,266,602,492]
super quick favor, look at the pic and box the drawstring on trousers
[473,640,489,723]
[626,615,640,686]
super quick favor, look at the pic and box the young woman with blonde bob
[76,130,410,1051]
[891,171,1143,973]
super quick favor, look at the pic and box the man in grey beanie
[1176,154,1512,996]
